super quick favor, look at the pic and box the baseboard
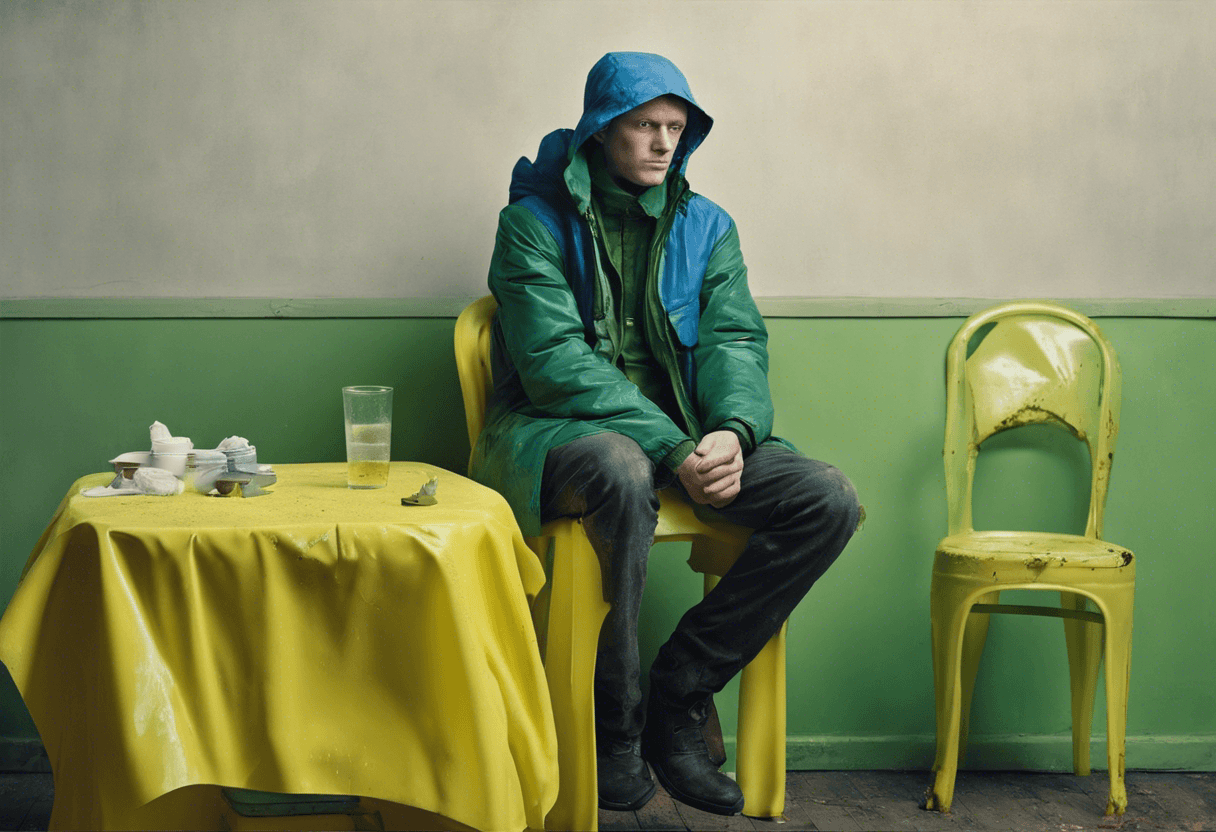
[723,734,1216,772]
[4,734,1212,774]
[0,737,50,772]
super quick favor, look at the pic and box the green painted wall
[1,311,1213,772]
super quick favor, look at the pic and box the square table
[0,462,558,831]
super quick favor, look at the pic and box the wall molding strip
[757,297,1216,318]
[2,296,1213,320]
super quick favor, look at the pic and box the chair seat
[937,530,1133,569]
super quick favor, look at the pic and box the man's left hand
[677,430,743,508]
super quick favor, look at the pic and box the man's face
[594,95,688,188]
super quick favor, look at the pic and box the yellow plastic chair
[454,295,787,830]
[925,302,1135,817]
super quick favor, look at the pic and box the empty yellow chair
[454,295,787,831]
[925,301,1135,816]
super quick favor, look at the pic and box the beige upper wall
[2,0,1213,300]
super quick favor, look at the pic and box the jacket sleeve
[692,220,776,449]
[489,204,693,464]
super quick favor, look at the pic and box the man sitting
[472,52,861,816]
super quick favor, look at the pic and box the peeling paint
[993,403,1086,441]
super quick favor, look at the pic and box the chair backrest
[453,295,499,471]
[943,301,1122,539]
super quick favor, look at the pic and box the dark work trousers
[539,431,861,742]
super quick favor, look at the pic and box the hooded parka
[471,52,792,535]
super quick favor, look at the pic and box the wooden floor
[599,770,1216,832]
[0,770,1212,831]
[0,775,51,832]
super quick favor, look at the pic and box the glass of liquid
[342,385,393,489]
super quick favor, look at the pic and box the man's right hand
[676,430,743,508]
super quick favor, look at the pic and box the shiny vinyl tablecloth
[0,462,557,831]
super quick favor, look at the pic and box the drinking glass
[342,386,393,489]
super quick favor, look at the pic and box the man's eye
[671,125,683,132]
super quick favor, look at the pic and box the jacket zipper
[645,185,703,440]
[583,208,617,362]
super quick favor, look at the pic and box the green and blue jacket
[471,52,791,535]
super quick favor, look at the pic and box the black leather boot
[641,695,745,816]
[597,735,656,811]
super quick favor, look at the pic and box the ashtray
[212,468,277,498]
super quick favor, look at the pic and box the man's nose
[654,129,677,153]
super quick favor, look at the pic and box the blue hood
[509,52,712,207]
[571,52,712,174]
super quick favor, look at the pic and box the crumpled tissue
[133,467,184,496]
[82,466,185,498]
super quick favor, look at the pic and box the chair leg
[956,591,997,768]
[1061,591,1104,777]
[524,536,554,664]
[737,621,787,819]
[696,542,787,820]
[542,520,611,832]
[1100,592,1134,816]
[926,577,979,813]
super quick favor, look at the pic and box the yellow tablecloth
[0,463,557,831]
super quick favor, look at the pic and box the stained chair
[454,295,787,831]
[925,301,1135,816]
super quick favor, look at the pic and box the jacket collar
[587,144,668,219]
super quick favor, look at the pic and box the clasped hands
[676,430,743,509]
